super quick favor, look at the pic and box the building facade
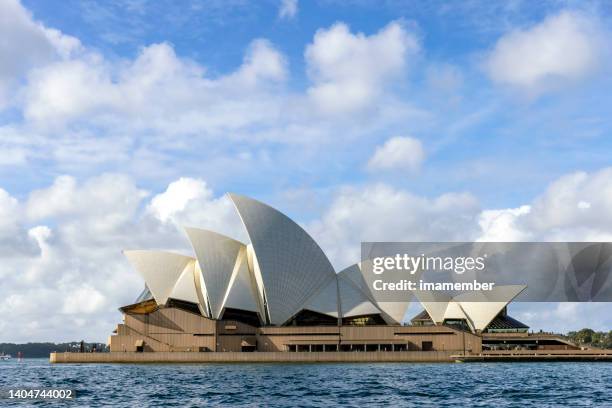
[109,193,575,354]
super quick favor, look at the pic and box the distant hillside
[0,342,108,358]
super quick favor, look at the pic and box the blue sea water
[1,358,612,407]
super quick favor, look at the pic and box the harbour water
[1,358,611,407]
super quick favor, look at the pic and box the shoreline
[50,351,457,363]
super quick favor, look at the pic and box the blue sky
[1,0,612,341]
[9,0,612,208]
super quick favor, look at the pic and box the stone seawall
[50,351,456,363]
[453,349,612,362]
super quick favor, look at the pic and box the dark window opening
[166,298,201,315]
[443,318,471,332]
[221,308,261,327]
[422,341,434,351]
[340,344,352,352]
[342,314,386,326]
[284,309,338,326]
[483,312,529,333]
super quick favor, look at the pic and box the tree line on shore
[565,329,612,349]
[3,329,612,357]
[0,342,109,358]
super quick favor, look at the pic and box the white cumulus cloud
[23,39,288,127]
[485,10,606,93]
[0,0,80,104]
[0,188,20,239]
[0,2,428,179]
[478,167,612,242]
[305,21,419,115]
[278,0,298,20]
[148,178,210,223]
[0,174,250,342]
[367,136,425,172]
[310,184,480,268]
[478,205,532,242]
[147,178,246,241]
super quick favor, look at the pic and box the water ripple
[1,359,612,407]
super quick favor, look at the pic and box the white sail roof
[442,301,468,320]
[123,250,195,306]
[339,263,373,297]
[184,228,245,319]
[414,285,527,332]
[221,246,261,317]
[229,193,336,326]
[414,290,452,324]
[453,285,526,331]
[169,259,199,304]
[302,275,340,318]
[193,261,210,317]
[124,194,525,331]
[338,275,382,317]
[338,262,411,324]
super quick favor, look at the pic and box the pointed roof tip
[227,192,271,206]
[183,225,217,234]
[122,249,196,260]
[226,192,252,211]
[226,192,242,202]
[122,249,144,257]
[183,225,246,245]
[122,249,143,257]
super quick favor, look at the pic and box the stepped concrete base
[50,351,456,363]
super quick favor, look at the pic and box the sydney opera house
[108,193,577,357]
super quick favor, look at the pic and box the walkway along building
[107,193,576,357]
